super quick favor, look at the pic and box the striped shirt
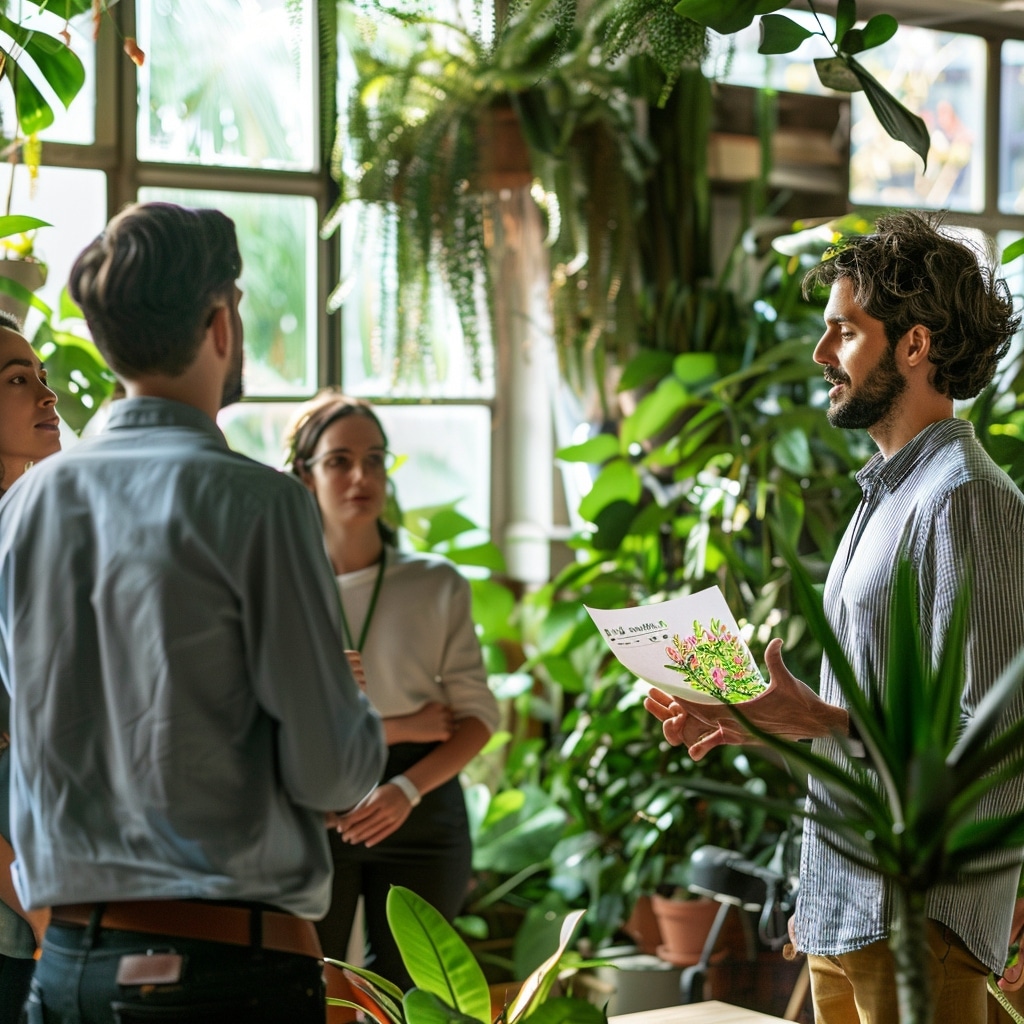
[794,417,1024,973]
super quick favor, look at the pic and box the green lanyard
[339,553,386,651]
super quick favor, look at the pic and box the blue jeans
[25,921,325,1024]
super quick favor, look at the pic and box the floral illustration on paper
[664,618,764,703]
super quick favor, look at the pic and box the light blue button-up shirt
[0,397,386,919]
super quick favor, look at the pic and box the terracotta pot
[623,893,663,955]
[650,894,721,966]
[475,101,532,192]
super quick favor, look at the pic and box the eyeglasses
[302,449,399,476]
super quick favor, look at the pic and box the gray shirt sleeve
[244,483,386,812]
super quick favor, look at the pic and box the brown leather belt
[49,900,322,960]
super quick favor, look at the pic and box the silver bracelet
[388,773,421,807]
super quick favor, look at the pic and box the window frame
[34,2,505,547]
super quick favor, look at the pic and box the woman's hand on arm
[333,716,491,847]
[644,638,849,761]
[383,701,454,745]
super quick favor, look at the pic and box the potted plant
[327,0,705,386]
[680,544,1024,1024]
[327,885,606,1024]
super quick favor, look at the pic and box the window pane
[850,27,985,212]
[220,401,492,530]
[1000,41,1024,214]
[7,166,106,323]
[338,205,496,400]
[136,0,316,171]
[218,401,297,467]
[376,405,492,529]
[0,7,95,145]
[139,187,318,396]
[712,11,834,95]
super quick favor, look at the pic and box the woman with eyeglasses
[286,390,499,990]
[0,309,61,1024]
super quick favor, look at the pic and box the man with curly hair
[646,211,1024,1023]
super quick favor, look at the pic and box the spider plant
[680,541,1024,1024]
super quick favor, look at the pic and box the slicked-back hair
[68,202,241,379]
[802,211,1021,400]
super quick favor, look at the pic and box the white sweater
[336,548,500,733]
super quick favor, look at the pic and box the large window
[23,0,495,533]
[719,16,1024,243]
[849,27,986,213]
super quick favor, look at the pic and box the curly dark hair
[802,211,1020,400]
[68,202,241,380]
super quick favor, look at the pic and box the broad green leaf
[621,376,690,448]
[772,427,812,475]
[470,578,516,642]
[860,13,899,49]
[774,478,805,548]
[518,999,608,1024]
[556,434,619,464]
[589,498,638,551]
[839,27,867,55]
[849,57,930,169]
[506,909,584,1021]
[473,804,567,873]
[578,459,641,523]
[1002,237,1024,265]
[814,56,863,92]
[618,349,675,391]
[0,272,51,316]
[58,286,85,321]
[479,787,526,831]
[17,23,86,107]
[672,351,719,386]
[3,51,52,135]
[0,215,50,238]
[403,989,481,1024]
[423,507,478,546]
[445,541,506,572]
[387,887,491,1022]
[32,324,115,434]
[672,0,788,34]
[758,14,814,55]
[834,0,856,44]
[23,0,93,12]
[541,654,586,693]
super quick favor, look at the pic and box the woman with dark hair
[286,390,499,990]
[0,310,60,1023]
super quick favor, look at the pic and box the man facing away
[0,201,387,1023]
[646,211,1024,1024]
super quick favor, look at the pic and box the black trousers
[316,742,472,990]
[0,953,33,1024]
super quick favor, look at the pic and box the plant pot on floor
[623,893,663,955]
[650,894,721,967]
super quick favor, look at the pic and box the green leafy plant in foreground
[682,542,1024,1024]
[328,886,606,1023]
